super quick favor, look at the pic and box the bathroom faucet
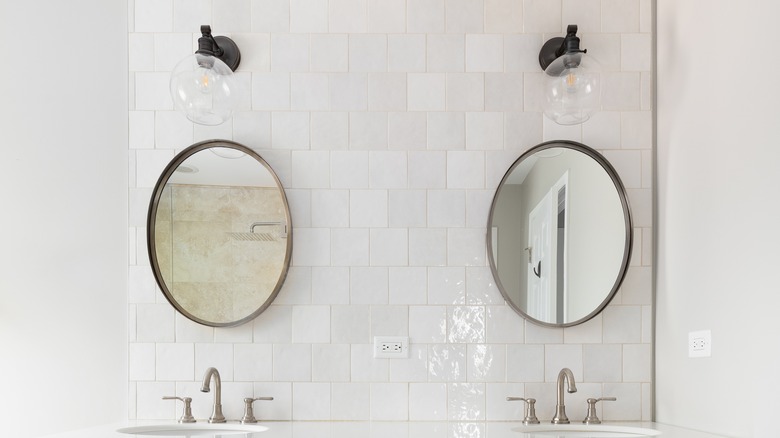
[552,367,577,424]
[201,367,226,423]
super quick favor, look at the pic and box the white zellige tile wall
[128,0,653,423]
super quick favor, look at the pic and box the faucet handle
[506,397,540,425]
[582,397,617,424]
[240,397,274,424]
[162,396,196,423]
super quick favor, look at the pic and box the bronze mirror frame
[487,140,633,327]
[147,139,293,327]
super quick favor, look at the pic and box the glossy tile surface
[129,0,654,422]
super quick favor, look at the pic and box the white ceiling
[167,147,278,188]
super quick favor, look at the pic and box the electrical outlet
[373,336,409,359]
[688,330,711,358]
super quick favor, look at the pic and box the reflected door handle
[533,261,541,278]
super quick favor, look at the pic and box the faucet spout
[201,367,226,423]
[552,367,577,424]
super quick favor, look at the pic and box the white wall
[0,1,128,437]
[656,1,780,436]
[128,0,654,424]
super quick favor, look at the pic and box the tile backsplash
[128,0,653,423]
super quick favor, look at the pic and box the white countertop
[43,420,728,438]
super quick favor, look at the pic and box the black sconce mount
[196,25,241,71]
[538,24,586,74]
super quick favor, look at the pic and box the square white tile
[291,73,330,111]
[427,266,466,305]
[234,344,273,381]
[388,35,426,72]
[312,189,350,227]
[428,112,465,149]
[329,0,367,33]
[292,305,331,343]
[389,267,428,304]
[351,344,389,381]
[331,382,370,419]
[311,112,349,150]
[273,344,312,381]
[331,228,370,267]
[465,113,503,151]
[273,112,310,150]
[427,35,464,72]
[465,35,503,72]
[389,190,426,228]
[467,344,506,382]
[370,383,409,420]
[448,382,485,420]
[271,34,311,72]
[291,228,331,266]
[173,0,211,32]
[350,267,389,304]
[311,35,349,72]
[213,0,252,31]
[446,73,484,111]
[251,0,290,32]
[350,189,389,227]
[409,383,448,420]
[369,151,408,188]
[331,151,369,188]
[349,35,388,72]
[194,343,234,381]
[408,0,446,33]
[349,112,388,150]
[369,0,406,33]
[156,343,194,381]
[370,305,409,337]
[290,0,328,32]
[331,305,371,344]
[368,73,407,111]
[312,267,351,304]
[408,74,446,111]
[389,112,428,150]
[330,73,369,111]
[390,344,429,382]
[485,0,523,33]
[312,344,351,381]
[292,382,331,419]
[446,0,484,33]
[409,229,448,267]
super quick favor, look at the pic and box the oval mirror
[147,140,292,327]
[487,140,632,327]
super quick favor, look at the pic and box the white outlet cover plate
[373,336,409,359]
[688,330,711,358]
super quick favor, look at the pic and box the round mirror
[147,140,292,327]
[487,141,632,327]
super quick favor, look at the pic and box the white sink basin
[117,423,268,436]
[514,424,661,437]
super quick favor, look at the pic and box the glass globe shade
[542,53,602,125]
[170,53,239,126]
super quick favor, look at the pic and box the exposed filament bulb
[566,72,577,88]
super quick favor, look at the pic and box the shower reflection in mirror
[148,141,292,327]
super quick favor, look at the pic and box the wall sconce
[538,25,601,125]
[170,25,241,126]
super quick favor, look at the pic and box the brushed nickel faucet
[506,397,540,424]
[241,397,274,423]
[201,367,226,423]
[583,397,616,424]
[552,367,577,424]
[162,396,196,423]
